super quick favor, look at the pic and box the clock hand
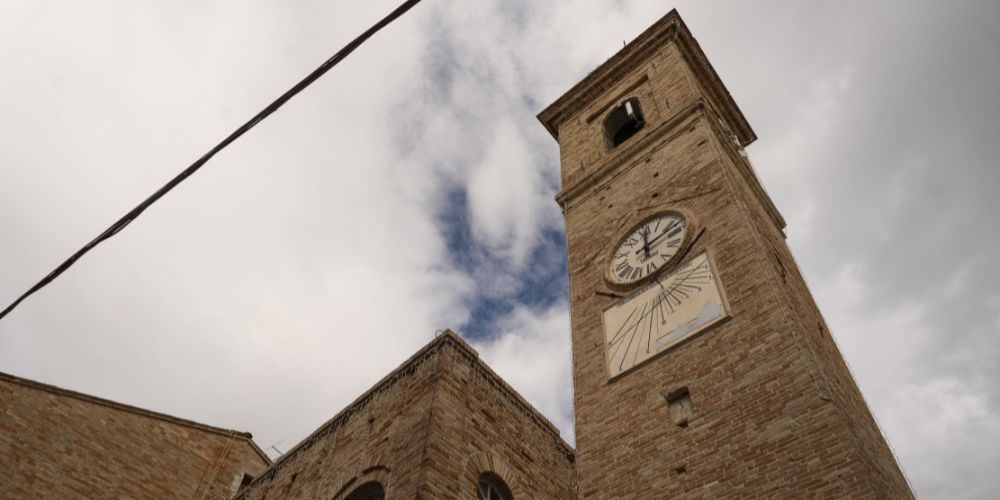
[641,227,651,258]
[636,220,683,254]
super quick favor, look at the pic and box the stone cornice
[555,100,784,232]
[537,9,755,147]
[555,99,704,209]
[700,104,786,232]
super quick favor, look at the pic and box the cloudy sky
[1,1,998,497]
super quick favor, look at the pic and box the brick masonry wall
[556,42,700,193]
[550,18,913,498]
[0,373,269,499]
[236,332,575,499]
[697,91,915,497]
[416,336,575,499]
[235,340,442,499]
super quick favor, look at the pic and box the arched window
[345,481,384,500]
[476,472,512,500]
[603,96,645,148]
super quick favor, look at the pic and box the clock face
[608,212,688,287]
[603,252,728,378]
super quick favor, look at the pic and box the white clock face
[608,212,687,287]
[603,252,728,378]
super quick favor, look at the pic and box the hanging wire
[0,0,424,322]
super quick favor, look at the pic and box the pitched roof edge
[0,370,270,464]
[442,331,576,458]
[244,330,574,492]
[253,330,460,475]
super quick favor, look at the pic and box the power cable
[0,0,423,322]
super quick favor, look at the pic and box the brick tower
[538,10,913,498]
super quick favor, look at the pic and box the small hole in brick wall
[664,386,693,427]
[608,204,614,209]
[651,193,659,198]
[599,196,605,202]
[697,139,707,146]
[653,172,659,178]
[239,473,255,489]
[645,157,652,163]
[675,465,686,475]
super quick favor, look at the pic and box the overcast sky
[1,1,998,498]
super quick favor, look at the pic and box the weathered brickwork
[236,331,575,499]
[539,9,913,499]
[0,371,269,498]
[1,10,914,500]
[417,335,576,499]
[714,109,913,497]
[235,334,443,499]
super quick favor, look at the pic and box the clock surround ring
[604,208,695,291]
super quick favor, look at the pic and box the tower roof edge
[537,9,756,147]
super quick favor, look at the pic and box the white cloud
[815,263,927,405]
[816,263,1000,497]
[751,66,855,245]
[472,302,574,443]
[1,3,998,499]
[881,379,1000,500]
[467,121,548,268]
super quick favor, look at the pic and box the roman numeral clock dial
[608,212,688,288]
[602,213,729,377]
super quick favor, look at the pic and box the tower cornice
[553,100,785,232]
[537,9,756,147]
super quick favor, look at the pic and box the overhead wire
[0,0,423,322]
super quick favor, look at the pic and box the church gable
[236,331,574,499]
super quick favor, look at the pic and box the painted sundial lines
[603,252,728,378]
[608,261,703,349]
[610,263,700,371]
[610,301,649,371]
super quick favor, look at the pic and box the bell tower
[538,10,913,498]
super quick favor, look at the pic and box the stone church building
[1,9,913,499]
